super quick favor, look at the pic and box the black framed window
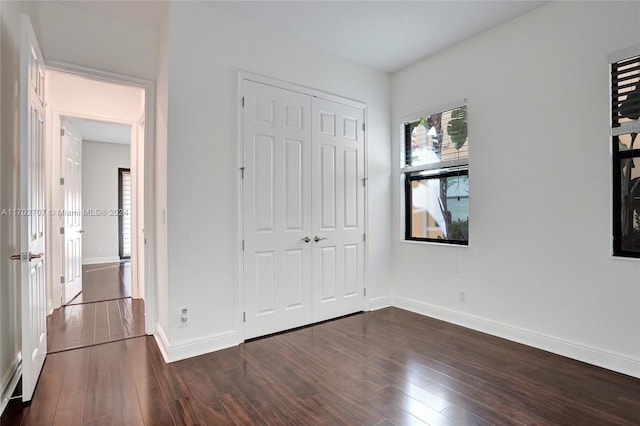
[402,103,469,245]
[611,48,640,257]
[118,168,132,259]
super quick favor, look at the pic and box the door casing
[44,61,157,335]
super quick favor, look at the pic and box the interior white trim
[153,323,170,363]
[368,296,392,311]
[162,330,240,363]
[239,71,366,109]
[392,295,640,379]
[45,60,157,338]
[0,353,22,414]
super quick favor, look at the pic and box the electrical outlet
[458,290,467,303]
[179,308,188,327]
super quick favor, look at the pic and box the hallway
[47,261,144,353]
[69,262,132,305]
[47,298,145,353]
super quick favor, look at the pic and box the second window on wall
[402,102,469,245]
[118,168,132,259]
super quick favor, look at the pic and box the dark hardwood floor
[47,298,146,353]
[2,308,639,425]
[69,262,131,305]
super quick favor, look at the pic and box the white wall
[28,1,158,81]
[391,1,640,377]
[82,140,131,264]
[158,1,391,361]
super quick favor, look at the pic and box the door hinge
[362,122,366,132]
[240,167,245,179]
[60,128,65,136]
[59,177,64,185]
[364,288,367,297]
[60,276,65,284]
[243,312,246,322]
[242,96,245,108]
[242,240,245,251]
[363,233,366,242]
[362,177,368,187]
[59,227,65,235]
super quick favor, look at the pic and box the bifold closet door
[243,81,313,339]
[243,80,365,339]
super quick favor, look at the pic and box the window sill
[401,239,469,248]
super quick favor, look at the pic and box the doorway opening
[44,69,147,352]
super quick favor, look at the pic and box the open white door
[61,120,83,304]
[17,14,47,402]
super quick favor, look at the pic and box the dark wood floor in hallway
[69,262,132,305]
[47,298,146,353]
[2,308,639,425]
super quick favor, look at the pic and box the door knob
[314,236,327,242]
[301,236,311,243]
[78,230,84,234]
[9,252,43,261]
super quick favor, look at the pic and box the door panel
[284,139,303,231]
[320,144,337,230]
[61,120,83,304]
[253,134,275,232]
[312,98,365,323]
[284,249,304,308]
[19,14,47,402]
[243,81,313,339]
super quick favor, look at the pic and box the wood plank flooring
[47,298,146,353]
[3,308,640,425]
[69,262,131,305]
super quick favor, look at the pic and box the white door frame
[236,71,369,341]
[49,110,138,305]
[45,61,157,335]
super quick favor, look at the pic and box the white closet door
[311,98,365,322]
[243,81,313,339]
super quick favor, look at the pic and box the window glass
[403,104,469,245]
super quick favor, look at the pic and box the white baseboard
[392,296,640,379]
[154,323,171,363]
[368,295,392,311]
[154,325,240,363]
[1,353,22,416]
[82,256,121,265]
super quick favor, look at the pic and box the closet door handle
[313,236,327,242]
[301,236,311,243]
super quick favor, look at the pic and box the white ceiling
[58,1,547,142]
[66,118,131,145]
[209,1,548,73]
[61,1,547,73]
